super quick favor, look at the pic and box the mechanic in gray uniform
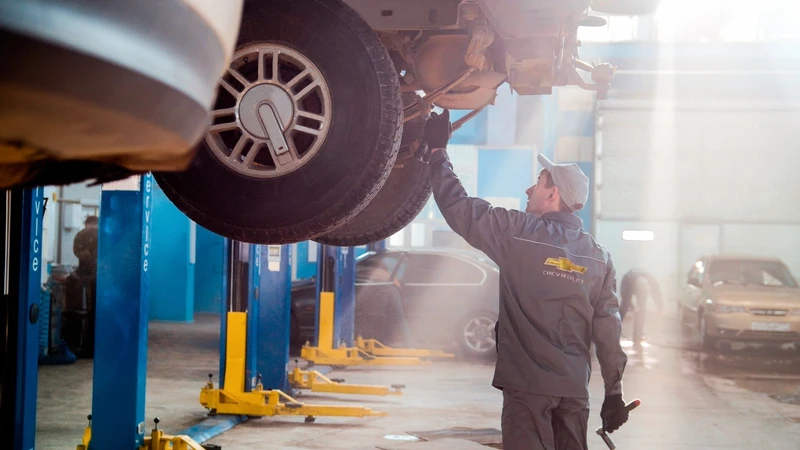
[425,111,630,450]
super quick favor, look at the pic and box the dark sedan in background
[291,248,500,358]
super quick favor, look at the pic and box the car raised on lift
[1,1,659,245]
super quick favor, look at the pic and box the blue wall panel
[575,162,594,232]
[148,184,194,322]
[292,241,368,281]
[477,148,534,211]
[449,108,489,146]
[194,226,225,314]
[486,88,518,146]
[557,111,595,137]
[354,245,369,258]
[294,241,317,280]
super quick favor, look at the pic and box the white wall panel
[597,108,800,222]
[595,220,680,301]
[721,224,800,275]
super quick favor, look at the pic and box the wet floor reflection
[686,345,800,376]
[681,341,800,405]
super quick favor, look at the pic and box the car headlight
[710,303,747,313]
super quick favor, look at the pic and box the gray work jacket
[430,150,627,398]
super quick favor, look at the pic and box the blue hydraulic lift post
[313,244,323,348]
[257,245,292,392]
[5,187,44,450]
[219,242,260,391]
[178,239,248,444]
[218,238,230,389]
[244,244,260,392]
[315,245,355,349]
[336,247,356,347]
[91,174,153,449]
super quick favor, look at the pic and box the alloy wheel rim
[206,43,332,178]
[463,316,496,353]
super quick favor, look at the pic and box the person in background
[65,215,99,357]
[73,215,99,283]
[619,268,663,350]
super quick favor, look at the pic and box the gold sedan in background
[680,255,800,350]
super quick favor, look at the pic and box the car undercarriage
[0,0,659,244]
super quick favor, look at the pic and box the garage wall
[598,219,800,300]
[149,184,195,322]
[595,220,680,302]
[194,226,225,314]
[722,224,800,275]
[597,106,800,222]
[596,102,800,298]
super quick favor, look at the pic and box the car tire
[313,93,431,246]
[699,314,717,351]
[154,0,402,244]
[678,307,691,335]
[456,310,498,360]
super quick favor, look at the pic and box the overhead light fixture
[622,230,655,241]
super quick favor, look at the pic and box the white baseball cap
[537,154,589,212]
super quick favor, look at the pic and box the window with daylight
[622,230,655,241]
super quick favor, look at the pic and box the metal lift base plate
[199,386,387,419]
[76,424,207,450]
[356,337,455,359]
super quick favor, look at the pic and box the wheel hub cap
[239,84,295,138]
[465,316,496,353]
[204,43,332,179]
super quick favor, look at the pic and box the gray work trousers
[502,389,589,450]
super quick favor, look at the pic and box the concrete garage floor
[36,314,800,449]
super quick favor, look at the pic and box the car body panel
[0,0,243,187]
[710,286,800,310]
[291,248,499,350]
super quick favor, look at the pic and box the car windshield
[708,260,798,288]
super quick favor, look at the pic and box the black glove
[600,394,629,433]
[424,109,453,150]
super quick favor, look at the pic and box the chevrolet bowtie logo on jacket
[544,257,588,274]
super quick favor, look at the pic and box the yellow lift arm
[199,312,386,422]
[288,366,404,396]
[355,336,455,359]
[300,292,431,366]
